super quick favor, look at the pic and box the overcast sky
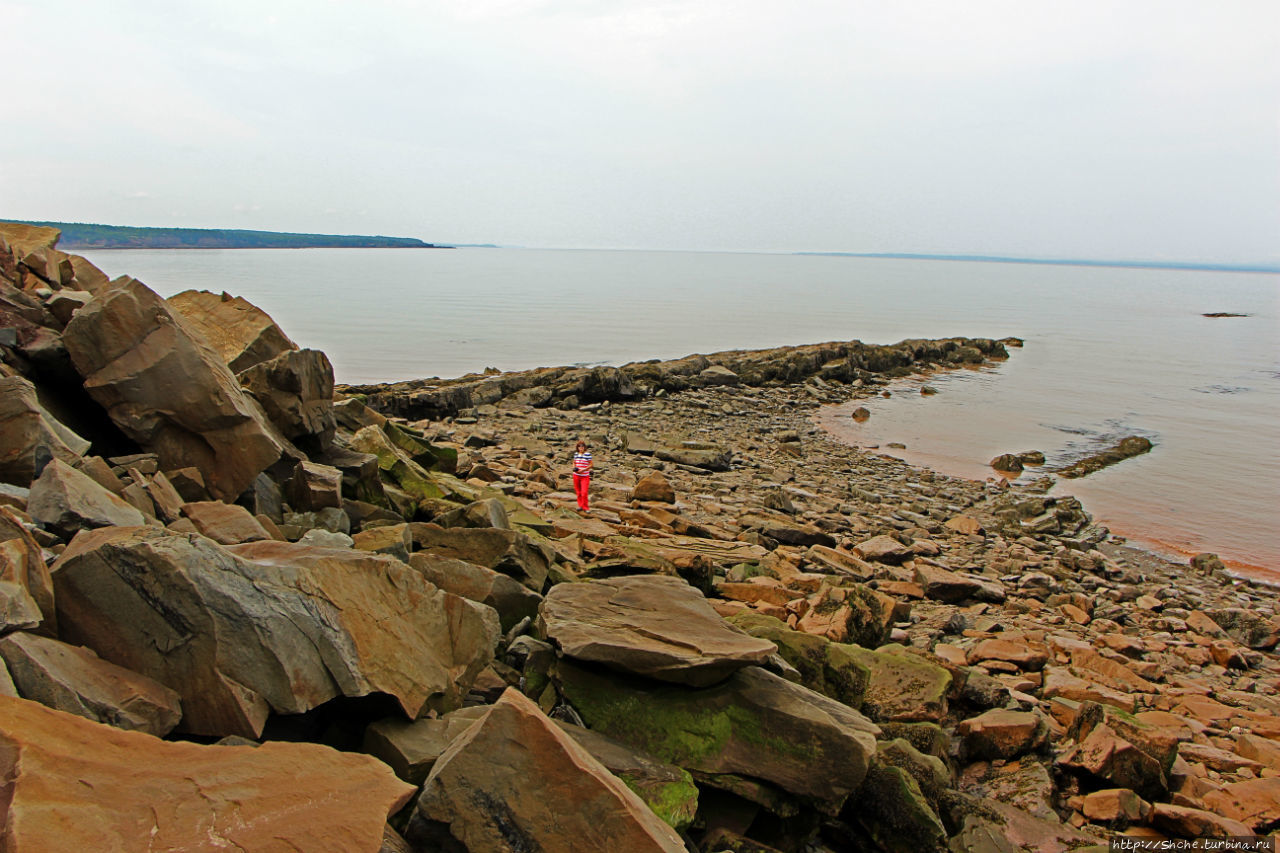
[3,1,1277,261]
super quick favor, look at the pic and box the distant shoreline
[8,220,449,250]
[797,250,1280,274]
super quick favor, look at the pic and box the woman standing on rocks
[572,440,592,512]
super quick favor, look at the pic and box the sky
[2,0,1277,261]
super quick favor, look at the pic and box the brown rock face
[632,471,677,503]
[0,375,91,486]
[0,631,181,736]
[540,575,777,686]
[62,277,290,500]
[166,289,298,373]
[52,527,500,737]
[0,695,414,852]
[405,688,687,853]
[1202,777,1280,832]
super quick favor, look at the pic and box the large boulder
[0,375,91,487]
[27,458,147,536]
[62,277,291,500]
[540,575,777,686]
[0,631,181,736]
[237,348,337,452]
[556,662,880,814]
[404,688,686,852]
[52,527,500,737]
[0,695,413,852]
[166,289,297,373]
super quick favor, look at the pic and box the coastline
[4,222,1279,850]
[811,371,1280,587]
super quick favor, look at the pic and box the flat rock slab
[0,631,181,736]
[53,527,499,737]
[182,500,272,544]
[540,575,777,686]
[0,695,413,852]
[405,688,686,853]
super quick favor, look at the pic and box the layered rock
[166,289,297,373]
[53,527,499,736]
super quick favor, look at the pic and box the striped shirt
[572,451,592,477]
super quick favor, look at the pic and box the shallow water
[82,247,1280,574]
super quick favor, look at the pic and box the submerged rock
[1054,436,1153,479]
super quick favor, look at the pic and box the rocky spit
[0,221,1277,852]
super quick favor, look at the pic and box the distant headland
[8,220,448,250]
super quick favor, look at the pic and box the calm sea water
[81,248,1279,575]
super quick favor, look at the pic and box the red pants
[573,474,590,511]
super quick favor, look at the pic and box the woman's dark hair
[575,440,587,450]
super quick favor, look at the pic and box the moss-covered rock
[878,722,952,763]
[839,644,952,723]
[555,661,879,815]
[877,738,952,807]
[728,612,870,709]
[844,757,948,853]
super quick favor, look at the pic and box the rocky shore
[1,221,1277,851]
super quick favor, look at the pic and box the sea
[80,248,1280,578]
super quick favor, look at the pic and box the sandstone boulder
[0,631,181,735]
[957,709,1048,760]
[286,459,344,510]
[238,348,337,452]
[364,705,489,785]
[53,527,499,737]
[0,375,91,486]
[182,500,273,544]
[166,289,297,372]
[0,580,41,633]
[410,553,542,632]
[0,695,413,852]
[404,688,687,852]
[410,524,552,591]
[1202,777,1280,832]
[853,534,912,564]
[655,445,731,472]
[838,644,952,723]
[557,722,700,832]
[540,575,777,686]
[632,470,676,503]
[63,277,290,500]
[27,458,147,536]
[727,611,871,708]
[557,662,879,814]
[0,507,54,634]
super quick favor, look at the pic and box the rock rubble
[0,220,1276,851]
